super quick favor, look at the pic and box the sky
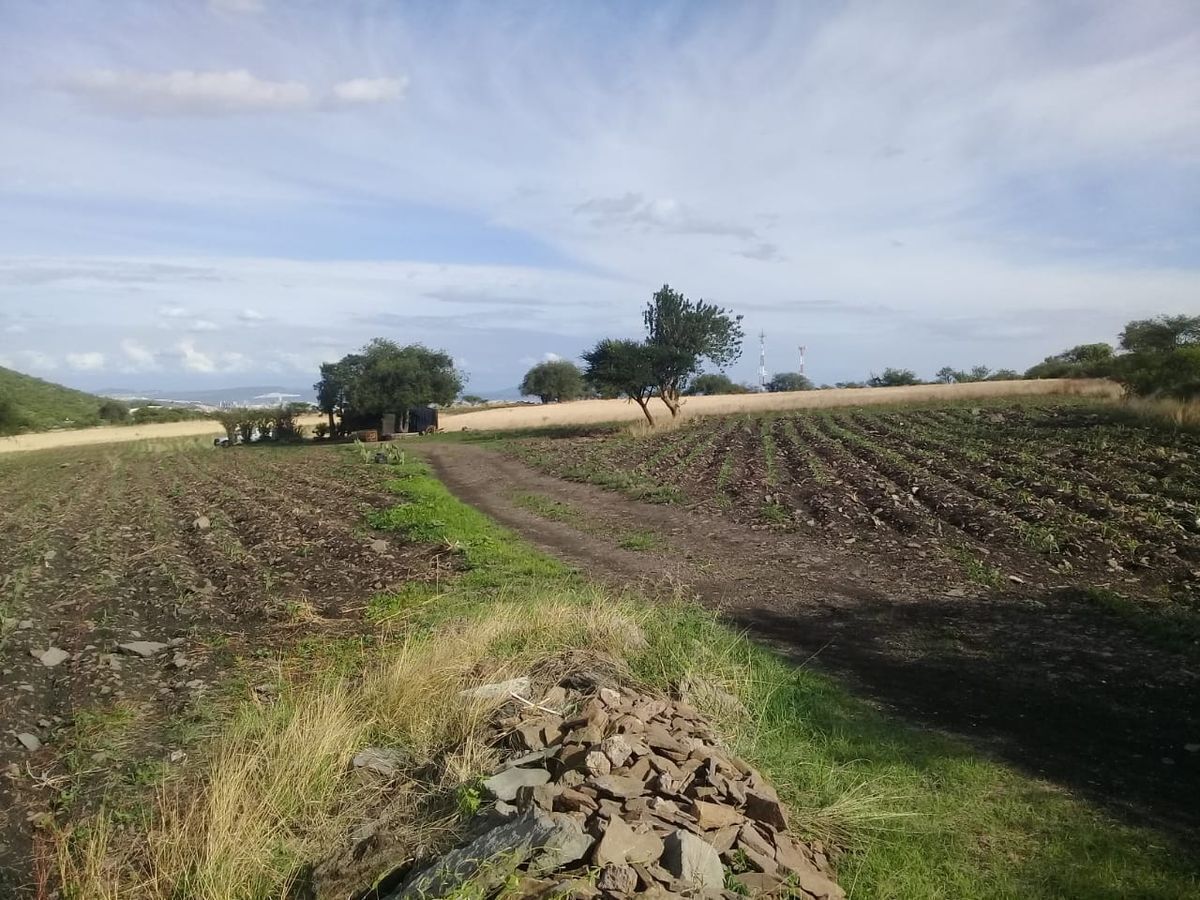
[0,0,1198,394]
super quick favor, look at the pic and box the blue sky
[0,0,1197,393]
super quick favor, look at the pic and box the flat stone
[598,687,623,707]
[737,823,776,861]
[661,829,724,892]
[370,539,390,554]
[771,833,812,874]
[745,791,788,831]
[596,863,638,894]
[702,824,741,854]
[555,787,599,814]
[601,734,633,768]
[735,872,784,894]
[584,750,612,776]
[117,641,169,658]
[34,647,69,667]
[460,676,531,701]
[691,800,742,831]
[792,867,846,900]
[483,766,551,802]
[352,747,407,777]
[592,773,646,800]
[594,815,664,866]
[16,733,41,752]
[390,810,591,899]
[193,516,211,531]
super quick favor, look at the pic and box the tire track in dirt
[419,441,1200,843]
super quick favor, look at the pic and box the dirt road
[418,441,1200,842]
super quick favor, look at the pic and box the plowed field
[513,401,1200,608]
[0,441,442,894]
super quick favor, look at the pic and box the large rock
[660,830,724,892]
[593,815,664,867]
[33,647,69,667]
[389,810,591,899]
[117,641,169,658]
[460,677,531,702]
[483,766,551,802]
[353,747,408,778]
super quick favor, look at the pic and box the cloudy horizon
[1,0,1197,394]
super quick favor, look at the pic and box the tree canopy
[583,338,658,424]
[1113,315,1200,400]
[766,372,813,392]
[1025,343,1115,379]
[315,339,462,432]
[642,284,744,416]
[520,359,586,403]
[867,368,921,387]
[686,373,749,396]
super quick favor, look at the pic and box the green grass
[510,490,667,553]
[0,364,113,433]
[365,453,1198,899]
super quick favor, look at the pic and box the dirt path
[419,442,1200,842]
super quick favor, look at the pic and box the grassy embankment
[57,451,1197,899]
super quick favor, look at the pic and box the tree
[1025,343,1115,379]
[97,399,129,423]
[642,284,744,417]
[520,360,586,403]
[314,356,361,435]
[347,340,463,422]
[461,394,487,406]
[766,372,813,393]
[1113,315,1200,400]
[989,368,1019,380]
[686,373,748,396]
[867,367,921,387]
[583,338,659,425]
[1120,316,1200,354]
[0,395,24,435]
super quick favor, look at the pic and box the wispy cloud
[58,69,407,117]
[66,351,106,370]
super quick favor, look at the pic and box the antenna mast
[798,345,806,376]
[758,331,767,389]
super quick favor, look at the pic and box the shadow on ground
[730,586,1200,841]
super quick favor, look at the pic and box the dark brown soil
[0,443,442,896]
[419,441,1200,843]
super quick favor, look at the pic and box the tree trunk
[326,410,335,434]
[634,396,655,426]
[660,387,681,418]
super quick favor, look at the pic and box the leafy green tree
[989,368,1019,380]
[766,372,813,392]
[642,284,744,417]
[867,367,921,387]
[315,355,362,435]
[1025,343,1115,379]
[583,338,659,425]
[97,399,129,423]
[461,394,486,405]
[686,373,748,396]
[347,340,463,422]
[0,395,24,435]
[1120,316,1200,354]
[520,359,586,403]
[1114,315,1200,400]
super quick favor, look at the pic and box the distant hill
[98,384,317,407]
[0,366,113,434]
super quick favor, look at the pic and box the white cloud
[21,351,57,371]
[543,352,563,362]
[3,323,27,334]
[239,308,266,322]
[330,77,408,105]
[158,305,190,318]
[120,339,159,371]
[209,0,264,13]
[177,340,216,373]
[189,319,220,332]
[59,69,407,117]
[66,351,106,370]
[62,69,311,116]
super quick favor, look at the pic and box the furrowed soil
[419,401,1200,846]
[0,441,446,895]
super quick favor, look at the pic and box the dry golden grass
[55,597,653,900]
[1124,396,1200,427]
[442,378,1121,433]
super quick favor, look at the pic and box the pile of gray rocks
[386,677,844,899]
